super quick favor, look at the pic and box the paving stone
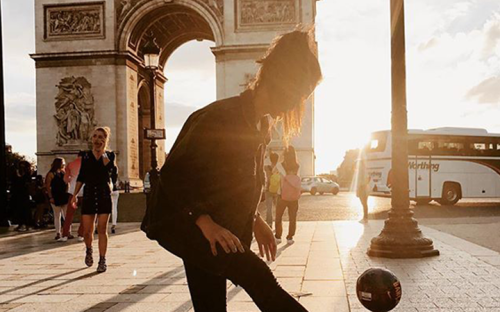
[2,221,500,311]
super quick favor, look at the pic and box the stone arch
[117,0,223,64]
[32,0,318,182]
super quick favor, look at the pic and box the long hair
[49,157,65,173]
[282,146,299,174]
[94,126,111,150]
[248,26,322,143]
[18,160,32,177]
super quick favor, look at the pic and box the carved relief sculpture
[45,2,105,40]
[202,0,224,20]
[116,0,138,24]
[237,0,297,30]
[54,77,97,146]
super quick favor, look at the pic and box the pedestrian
[142,27,322,312]
[356,154,370,222]
[32,175,49,229]
[70,126,117,273]
[11,161,33,232]
[61,151,85,242]
[264,152,280,228]
[45,157,69,240]
[275,145,301,245]
[110,166,119,234]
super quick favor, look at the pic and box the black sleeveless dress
[77,151,116,215]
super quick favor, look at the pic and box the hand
[196,215,245,256]
[253,214,277,261]
[69,195,77,208]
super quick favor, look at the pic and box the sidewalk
[0,221,500,311]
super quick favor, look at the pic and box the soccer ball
[356,268,402,312]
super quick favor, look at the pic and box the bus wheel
[311,188,317,196]
[441,183,461,205]
[332,188,339,195]
[416,199,431,205]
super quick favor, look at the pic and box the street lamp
[142,33,162,188]
[367,0,439,258]
[0,4,10,227]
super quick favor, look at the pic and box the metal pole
[149,70,159,187]
[0,1,10,227]
[367,0,439,258]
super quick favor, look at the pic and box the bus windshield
[367,132,387,153]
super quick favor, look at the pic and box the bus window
[368,134,387,153]
[435,139,465,155]
[468,141,498,156]
[408,136,434,156]
[418,141,434,155]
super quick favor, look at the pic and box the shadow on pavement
[82,266,189,312]
[0,223,142,261]
[0,268,95,303]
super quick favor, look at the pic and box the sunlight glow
[336,220,365,249]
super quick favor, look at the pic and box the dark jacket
[142,90,269,274]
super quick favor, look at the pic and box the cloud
[466,76,500,104]
[164,40,216,76]
[164,102,201,128]
[5,92,35,118]
[482,16,500,59]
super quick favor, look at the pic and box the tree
[5,145,35,181]
[336,148,360,188]
[317,173,338,183]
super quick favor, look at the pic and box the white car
[301,177,340,195]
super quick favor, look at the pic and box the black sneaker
[85,247,93,267]
[96,257,107,273]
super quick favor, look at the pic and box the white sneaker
[77,236,84,242]
[57,236,68,242]
[287,238,294,245]
[275,238,282,244]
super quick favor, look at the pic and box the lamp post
[0,3,10,227]
[367,0,439,258]
[142,33,161,188]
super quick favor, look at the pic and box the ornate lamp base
[367,209,439,258]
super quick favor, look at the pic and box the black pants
[275,199,299,240]
[184,248,308,312]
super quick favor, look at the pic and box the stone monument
[32,0,319,186]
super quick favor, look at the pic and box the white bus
[366,127,500,205]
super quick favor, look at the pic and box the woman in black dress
[71,127,116,273]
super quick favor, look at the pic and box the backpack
[268,172,281,194]
[281,174,301,201]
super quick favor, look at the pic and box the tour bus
[366,127,500,205]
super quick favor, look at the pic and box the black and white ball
[356,268,402,312]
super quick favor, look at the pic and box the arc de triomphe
[32,0,319,186]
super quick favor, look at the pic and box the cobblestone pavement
[336,221,500,312]
[1,221,500,311]
[290,192,500,221]
[264,192,500,253]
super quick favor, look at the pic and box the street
[290,192,500,221]
[261,192,500,253]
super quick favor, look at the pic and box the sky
[3,0,500,173]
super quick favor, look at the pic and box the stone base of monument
[73,191,147,222]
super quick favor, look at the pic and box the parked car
[301,176,340,195]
